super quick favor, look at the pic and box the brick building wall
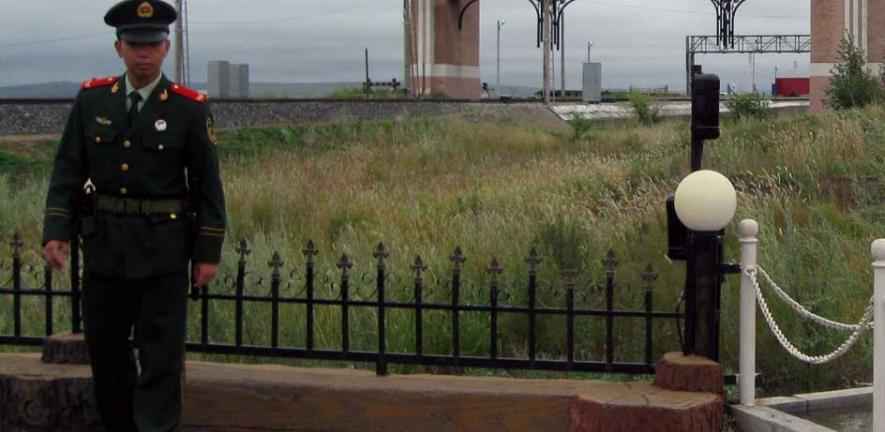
[811,0,885,111]
[410,0,481,99]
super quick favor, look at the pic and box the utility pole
[365,48,371,99]
[174,0,184,83]
[542,0,551,104]
[404,0,412,94]
[749,52,757,93]
[560,13,566,99]
[497,20,505,98]
[551,39,556,102]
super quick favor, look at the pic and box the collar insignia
[207,117,218,145]
[159,89,168,101]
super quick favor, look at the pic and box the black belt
[95,194,187,216]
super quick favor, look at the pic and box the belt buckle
[116,198,128,215]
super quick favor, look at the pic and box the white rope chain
[746,266,875,364]
[755,267,874,331]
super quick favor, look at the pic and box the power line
[0,0,808,49]
[1,1,375,47]
[190,0,376,26]
[0,32,106,48]
[578,0,809,21]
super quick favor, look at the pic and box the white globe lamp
[674,170,737,232]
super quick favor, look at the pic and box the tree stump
[41,332,89,364]
[654,352,724,394]
[0,356,99,432]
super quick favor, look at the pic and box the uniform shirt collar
[125,73,163,102]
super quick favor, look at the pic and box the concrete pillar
[411,0,480,99]
[811,0,885,112]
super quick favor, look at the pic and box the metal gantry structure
[451,0,806,100]
[685,34,811,94]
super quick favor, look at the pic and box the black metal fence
[1,234,684,376]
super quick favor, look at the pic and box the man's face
[114,39,170,84]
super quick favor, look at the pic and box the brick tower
[409,0,481,99]
[811,0,885,111]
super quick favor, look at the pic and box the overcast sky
[0,0,811,92]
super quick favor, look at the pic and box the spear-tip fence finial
[603,249,619,273]
[268,252,284,276]
[373,242,389,268]
[525,246,542,274]
[236,239,251,263]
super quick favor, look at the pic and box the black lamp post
[667,67,738,361]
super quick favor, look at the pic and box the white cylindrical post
[873,239,885,432]
[739,219,759,406]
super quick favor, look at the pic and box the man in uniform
[42,1,226,430]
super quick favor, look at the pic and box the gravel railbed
[0,100,563,136]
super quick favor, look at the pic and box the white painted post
[873,239,885,432]
[739,219,759,406]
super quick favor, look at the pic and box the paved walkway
[550,100,809,121]
[1,353,722,432]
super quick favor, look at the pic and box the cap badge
[155,119,168,132]
[137,2,154,18]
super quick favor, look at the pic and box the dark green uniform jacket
[43,74,226,278]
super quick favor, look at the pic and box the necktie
[128,92,143,126]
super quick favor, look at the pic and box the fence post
[739,219,759,406]
[11,234,23,339]
[873,239,885,432]
[269,252,283,349]
[374,242,389,376]
[235,240,250,348]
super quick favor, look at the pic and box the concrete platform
[550,101,809,121]
[730,387,872,432]
[0,353,723,431]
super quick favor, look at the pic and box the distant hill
[0,81,542,100]
[0,82,81,99]
[0,81,368,99]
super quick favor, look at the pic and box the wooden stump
[0,356,99,432]
[41,332,89,365]
[654,352,724,394]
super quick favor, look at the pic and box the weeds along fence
[737,219,884,431]
[0,233,687,376]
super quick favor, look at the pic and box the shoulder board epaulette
[81,76,119,90]
[170,83,208,103]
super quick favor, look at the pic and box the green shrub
[567,113,594,142]
[826,34,882,110]
[427,90,449,100]
[628,91,661,125]
[725,92,773,121]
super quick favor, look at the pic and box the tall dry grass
[1,106,883,392]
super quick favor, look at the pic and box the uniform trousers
[82,270,189,432]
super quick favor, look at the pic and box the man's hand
[192,262,219,288]
[44,241,70,270]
